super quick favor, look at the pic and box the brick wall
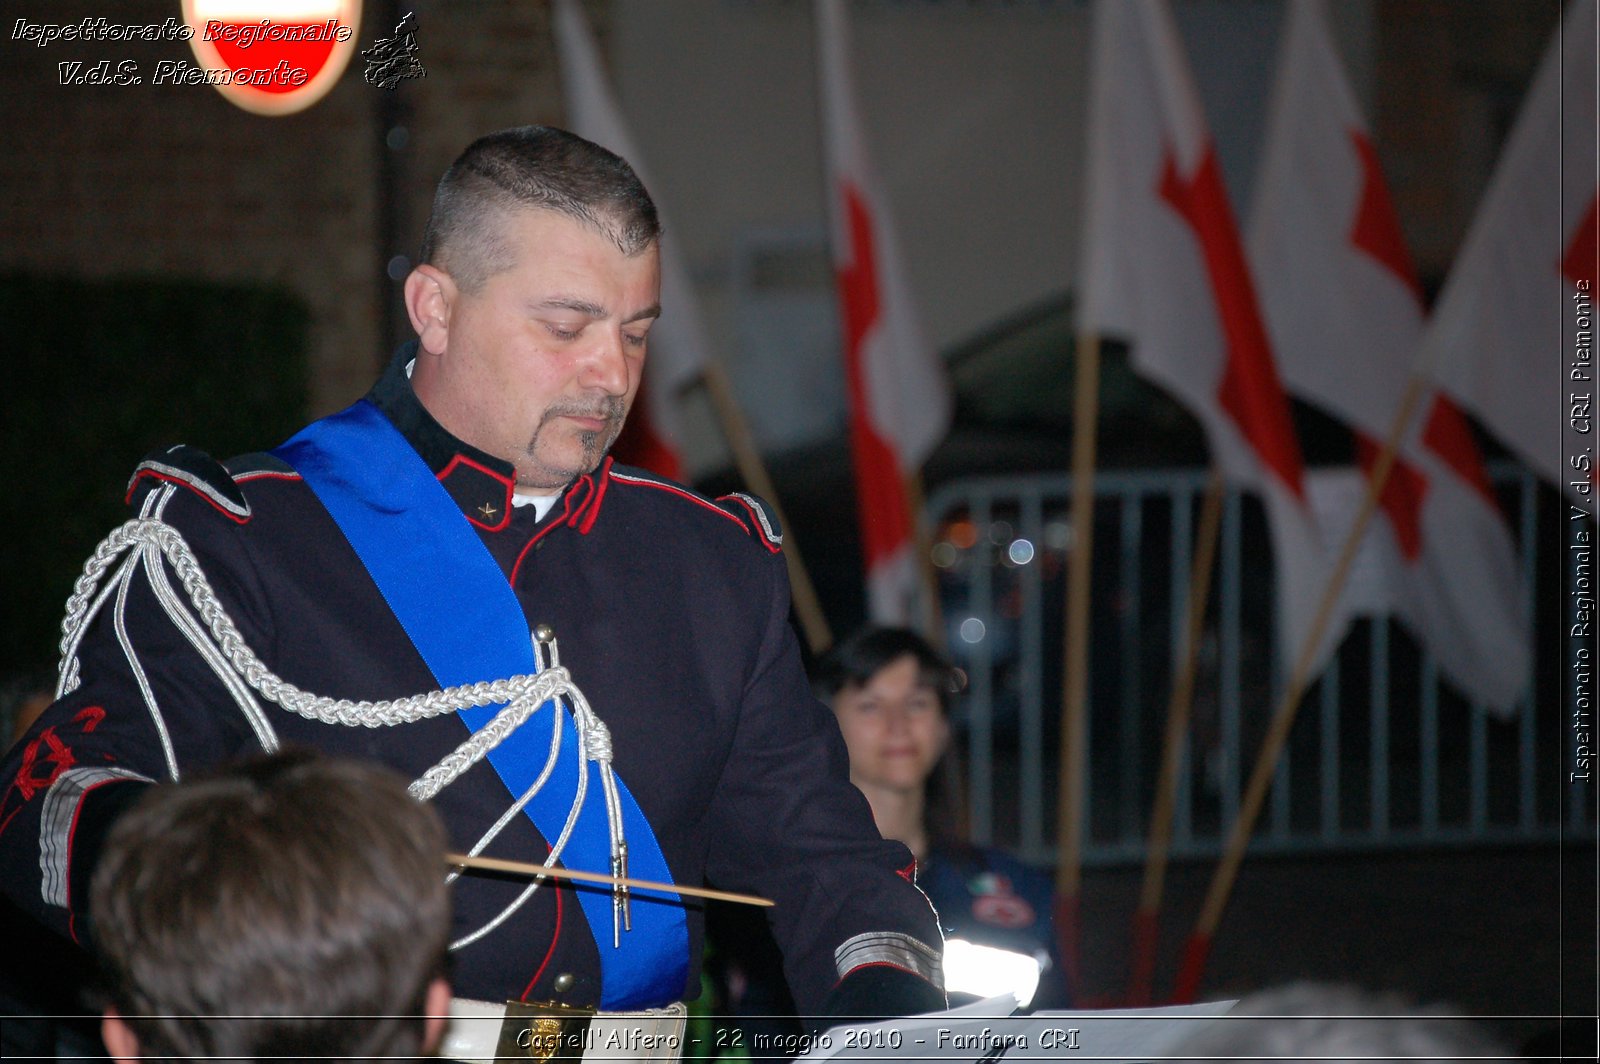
[1,0,568,415]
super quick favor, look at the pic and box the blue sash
[273,399,688,1008]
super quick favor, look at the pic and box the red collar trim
[437,453,515,532]
[509,459,613,583]
[576,457,614,534]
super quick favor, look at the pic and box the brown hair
[89,749,451,1063]
[419,125,660,292]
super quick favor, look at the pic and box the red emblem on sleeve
[0,727,78,836]
[11,727,77,803]
[0,707,108,837]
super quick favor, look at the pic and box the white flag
[1247,0,1530,713]
[1421,0,1597,497]
[816,0,953,623]
[553,0,709,480]
[1077,0,1345,672]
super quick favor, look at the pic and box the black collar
[366,341,532,533]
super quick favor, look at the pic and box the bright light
[1008,538,1035,565]
[958,618,986,644]
[942,938,1043,1007]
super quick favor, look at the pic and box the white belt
[442,997,687,1063]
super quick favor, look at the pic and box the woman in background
[814,626,1066,1011]
[709,627,1065,1057]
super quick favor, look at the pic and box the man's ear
[102,1008,141,1063]
[421,977,453,1055]
[404,265,456,356]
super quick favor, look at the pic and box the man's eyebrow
[533,298,660,325]
[536,297,607,318]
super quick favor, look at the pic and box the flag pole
[1172,373,1430,1003]
[1054,328,1101,998]
[700,360,834,654]
[1126,466,1224,1006]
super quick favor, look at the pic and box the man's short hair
[90,750,451,1063]
[1171,982,1507,1063]
[419,125,661,291]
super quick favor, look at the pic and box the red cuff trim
[831,960,926,990]
[63,776,126,945]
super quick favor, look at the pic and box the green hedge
[0,275,309,674]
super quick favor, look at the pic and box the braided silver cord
[408,669,575,800]
[61,518,565,731]
[561,674,631,943]
[58,515,640,948]
[444,630,615,950]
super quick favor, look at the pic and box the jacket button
[553,972,575,992]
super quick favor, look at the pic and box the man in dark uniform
[0,127,944,1054]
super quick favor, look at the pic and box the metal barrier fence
[924,464,1592,868]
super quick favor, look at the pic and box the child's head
[90,749,452,1063]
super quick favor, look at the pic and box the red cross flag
[1077,0,1345,672]
[552,0,708,482]
[1421,0,1597,499]
[817,0,952,624]
[1247,0,1530,713]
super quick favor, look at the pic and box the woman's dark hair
[811,626,961,713]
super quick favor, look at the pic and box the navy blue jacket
[0,346,943,1015]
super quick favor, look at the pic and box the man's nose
[579,329,631,396]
